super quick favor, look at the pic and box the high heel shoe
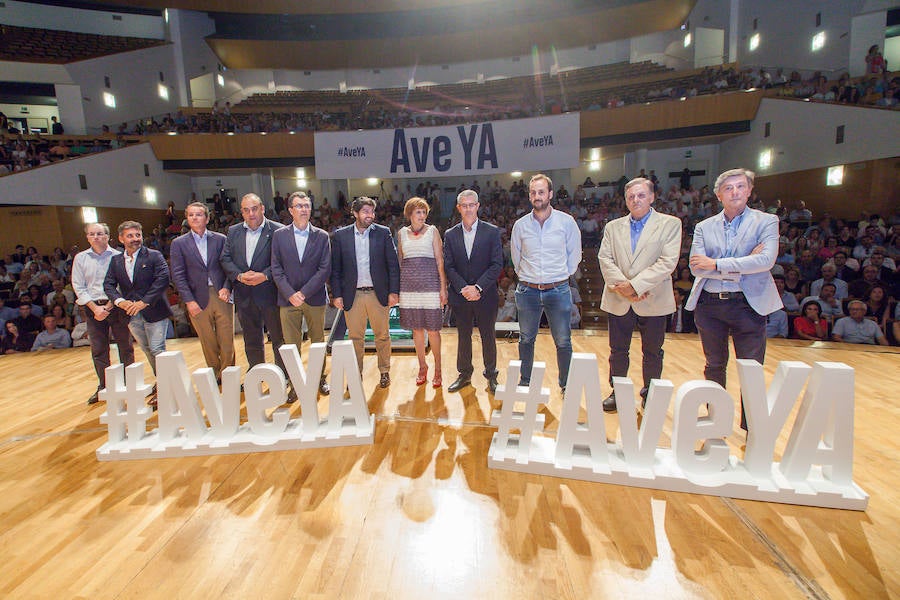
[432,372,442,388]
[416,365,428,386]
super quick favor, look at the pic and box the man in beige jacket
[598,177,682,412]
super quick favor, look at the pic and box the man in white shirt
[511,173,582,391]
[71,222,135,404]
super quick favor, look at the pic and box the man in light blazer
[443,189,504,393]
[221,193,286,374]
[271,191,332,396]
[170,202,234,382]
[598,177,682,412]
[687,168,781,431]
[330,196,400,388]
[103,220,171,406]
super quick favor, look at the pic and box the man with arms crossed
[104,220,172,407]
[598,177,681,412]
[170,202,234,382]
[221,193,286,375]
[511,173,582,392]
[443,189,504,393]
[271,191,332,397]
[686,168,781,431]
[330,196,400,388]
[72,222,135,404]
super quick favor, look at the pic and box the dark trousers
[607,308,666,389]
[451,299,498,379]
[237,302,285,373]
[694,294,767,430]
[86,306,135,388]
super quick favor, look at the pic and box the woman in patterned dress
[398,197,448,387]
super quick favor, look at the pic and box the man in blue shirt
[510,174,582,391]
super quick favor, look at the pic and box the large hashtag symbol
[490,360,548,464]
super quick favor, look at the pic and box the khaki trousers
[344,290,391,374]
[189,286,235,378]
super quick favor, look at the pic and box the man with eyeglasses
[221,193,286,375]
[443,189,504,393]
[271,191,332,397]
[72,222,135,404]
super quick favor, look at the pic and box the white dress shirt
[72,246,120,304]
[511,208,582,284]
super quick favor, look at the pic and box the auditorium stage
[0,331,897,599]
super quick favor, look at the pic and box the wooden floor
[0,330,897,599]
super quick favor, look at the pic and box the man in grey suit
[170,202,234,382]
[271,191,332,396]
[598,177,682,412]
[443,189,504,393]
[686,168,782,431]
[221,193,286,374]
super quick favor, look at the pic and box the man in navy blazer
[443,189,503,393]
[271,191,332,395]
[170,202,234,381]
[103,220,171,403]
[220,193,286,374]
[330,196,400,387]
[687,168,782,431]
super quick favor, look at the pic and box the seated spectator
[668,287,696,333]
[853,235,875,261]
[801,282,844,323]
[794,249,821,283]
[789,201,812,223]
[48,303,73,332]
[71,307,90,348]
[766,309,788,338]
[862,249,896,281]
[45,278,74,307]
[0,265,12,283]
[774,274,799,313]
[847,265,883,299]
[783,266,807,304]
[497,291,517,323]
[893,302,900,347]
[832,300,888,345]
[810,264,849,300]
[673,267,694,292]
[828,250,858,282]
[864,284,892,332]
[1,321,34,354]
[12,302,42,336]
[31,315,71,351]
[793,300,829,341]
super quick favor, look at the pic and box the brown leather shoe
[379,372,390,388]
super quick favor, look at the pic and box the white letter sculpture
[488,356,868,510]
[96,340,374,460]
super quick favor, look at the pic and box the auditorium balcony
[0,25,166,63]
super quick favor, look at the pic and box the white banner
[314,113,580,179]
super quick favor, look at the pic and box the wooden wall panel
[1,207,166,259]
[753,157,900,220]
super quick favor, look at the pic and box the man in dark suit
[170,202,234,381]
[271,191,332,396]
[443,189,503,393]
[330,196,400,388]
[103,220,172,405]
[221,193,286,374]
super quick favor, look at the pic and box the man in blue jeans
[510,173,582,391]
[104,220,172,407]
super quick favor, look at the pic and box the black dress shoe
[448,376,471,392]
[146,383,157,398]
[379,373,391,388]
[87,390,100,405]
[639,387,649,409]
[487,377,498,394]
[319,379,331,395]
[286,386,297,404]
[602,392,617,413]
